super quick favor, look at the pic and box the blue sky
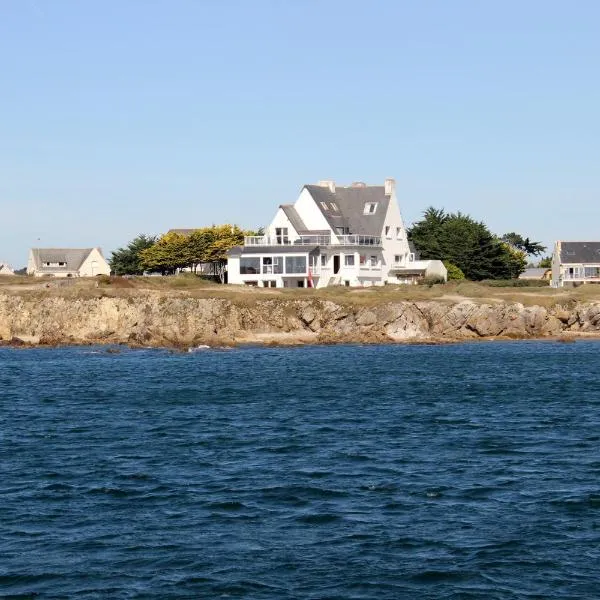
[1,0,599,267]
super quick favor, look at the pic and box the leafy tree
[137,225,245,280]
[408,207,529,280]
[501,232,546,256]
[110,234,157,275]
[443,261,465,280]
[139,231,189,274]
[538,256,552,269]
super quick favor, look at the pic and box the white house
[27,248,111,278]
[0,262,14,275]
[552,241,600,287]
[227,179,446,288]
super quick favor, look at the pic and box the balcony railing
[243,234,382,247]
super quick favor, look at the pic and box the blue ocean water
[2,341,600,599]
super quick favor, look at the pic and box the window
[275,227,288,244]
[363,202,378,215]
[320,202,328,210]
[409,253,415,262]
[263,280,277,288]
[344,255,355,266]
[330,202,339,211]
[344,280,350,287]
[335,226,349,235]
[321,254,327,266]
[385,226,390,238]
[262,256,283,274]
[394,255,401,263]
[240,257,260,274]
[396,227,402,239]
[369,256,378,267]
[359,254,366,265]
[285,256,306,274]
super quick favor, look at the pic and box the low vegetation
[2,274,600,309]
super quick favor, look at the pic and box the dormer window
[363,202,378,215]
[330,202,339,212]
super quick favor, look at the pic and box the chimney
[351,181,366,188]
[384,178,395,196]
[318,180,336,193]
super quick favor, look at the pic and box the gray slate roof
[560,242,600,264]
[304,185,390,236]
[279,205,309,234]
[30,248,99,272]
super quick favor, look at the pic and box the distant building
[0,262,14,275]
[519,268,550,281]
[227,179,446,288]
[551,241,600,287]
[27,248,111,278]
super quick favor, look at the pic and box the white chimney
[318,180,336,193]
[384,178,396,196]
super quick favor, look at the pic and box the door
[333,255,340,274]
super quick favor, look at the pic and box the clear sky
[1,0,599,267]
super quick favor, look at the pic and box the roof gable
[303,184,390,236]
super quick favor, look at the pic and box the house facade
[0,262,14,275]
[27,248,111,278]
[551,241,600,287]
[227,179,446,288]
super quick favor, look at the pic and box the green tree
[139,231,190,274]
[110,234,157,275]
[408,208,528,280]
[538,256,552,268]
[443,261,465,280]
[501,232,546,256]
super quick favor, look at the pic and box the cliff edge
[1,292,599,347]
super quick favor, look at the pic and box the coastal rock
[0,292,599,347]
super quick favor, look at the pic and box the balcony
[244,234,382,247]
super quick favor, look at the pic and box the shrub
[419,275,446,287]
[480,279,549,287]
[443,261,465,280]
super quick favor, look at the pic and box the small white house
[0,262,14,275]
[27,247,111,278]
[227,179,446,288]
[552,241,600,287]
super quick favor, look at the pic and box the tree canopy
[136,225,246,281]
[500,232,546,256]
[109,234,158,276]
[408,208,529,280]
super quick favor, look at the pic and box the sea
[2,341,600,599]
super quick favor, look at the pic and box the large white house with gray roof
[552,241,600,287]
[27,247,111,278]
[227,179,446,288]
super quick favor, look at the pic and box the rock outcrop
[0,293,598,347]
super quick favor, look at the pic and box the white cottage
[227,179,446,288]
[0,262,14,275]
[27,247,111,277]
[552,241,600,287]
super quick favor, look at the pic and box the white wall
[381,190,412,282]
[294,188,334,234]
[551,241,561,286]
[266,207,300,240]
[79,248,111,277]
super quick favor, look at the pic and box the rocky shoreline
[1,292,600,349]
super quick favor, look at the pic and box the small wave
[296,513,341,524]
